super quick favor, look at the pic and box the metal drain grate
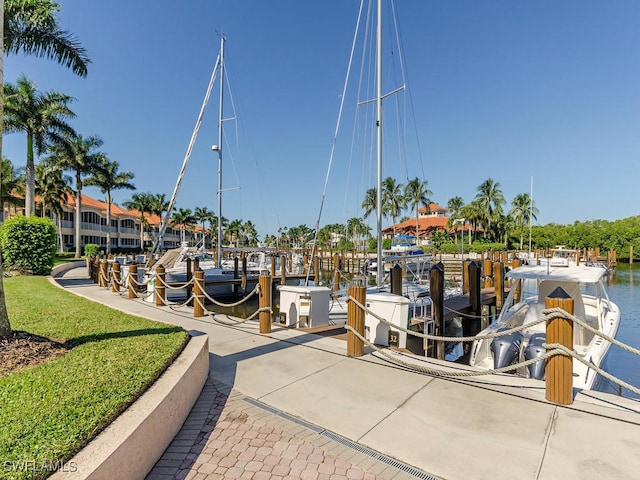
[243,397,324,432]
[242,397,441,480]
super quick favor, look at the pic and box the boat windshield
[193,253,215,262]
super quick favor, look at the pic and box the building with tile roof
[381,203,475,245]
[7,193,192,253]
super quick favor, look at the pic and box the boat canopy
[506,265,607,284]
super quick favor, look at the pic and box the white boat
[147,245,239,300]
[366,235,432,279]
[468,264,620,390]
[538,246,579,267]
[221,250,305,276]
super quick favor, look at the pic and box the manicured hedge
[0,216,56,275]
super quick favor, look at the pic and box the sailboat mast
[150,50,221,257]
[528,175,533,253]
[216,35,225,268]
[376,0,383,289]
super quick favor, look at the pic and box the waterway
[598,264,640,399]
[207,265,640,400]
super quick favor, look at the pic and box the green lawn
[52,253,85,267]
[0,276,189,480]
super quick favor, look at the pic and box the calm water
[207,265,640,399]
[597,264,640,399]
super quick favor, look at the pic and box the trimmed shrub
[0,216,56,275]
[84,243,100,257]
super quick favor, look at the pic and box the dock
[53,264,640,480]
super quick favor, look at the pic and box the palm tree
[404,177,432,245]
[460,200,484,244]
[242,220,258,247]
[510,193,539,250]
[474,178,505,242]
[346,217,371,251]
[84,158,135,255]
[361,187,377,219]
[382,177,405,235]
[171,208,194,244]
[447,196,465,243]
[0,0,91,335]
[447,196,465,222]
[194,206,214,245]
[3,75,76,216]
[35,158,71,250]
[124,192,154,251]
[148,193,169,249]
[226,219,243,247]
[4,0,91,77]
[46,134,104,258]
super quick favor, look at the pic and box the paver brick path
[147,379,417,480]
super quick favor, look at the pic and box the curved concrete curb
[50,333,209,480]
[51,260,88,277]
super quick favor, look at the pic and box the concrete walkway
[53,266,640,480]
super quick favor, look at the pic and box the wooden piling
[467,261,482,338]
[493,261,505,310]
[234,257,240,297]
[462,260,470,294]
[128,265,137,299]
[430,263,445,360]
[391,264,402,295]
[155,265,166,307]
[242,257,248,291]
[92,258,99,283]
[111,261,121,292]
[186,258,192,301]
[193,269,204,318]
[483,259,493,288]
[545,287,574,405]
[100,260,108,288]
[280,255,286,287]
[259,274,272,334]
[347,285,366,357]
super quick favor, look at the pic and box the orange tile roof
[418,203,448,215]
[382,215,450,235]
[65,193,159,223]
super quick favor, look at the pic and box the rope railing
[191,294,270,325]
[441,306,487,320]
[200,282,261,307]
[153,290,198,309]
[348,294,546,343]
[345,296,640,395]
[153,274,195,291]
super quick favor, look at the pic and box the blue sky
[4,1,639,238]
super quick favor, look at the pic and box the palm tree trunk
[106,192,112,255]
[56,212,64,252]
[0,0,14,336]
[25,134,36,216]
[139,216,145,253]
[74,193,82,257]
